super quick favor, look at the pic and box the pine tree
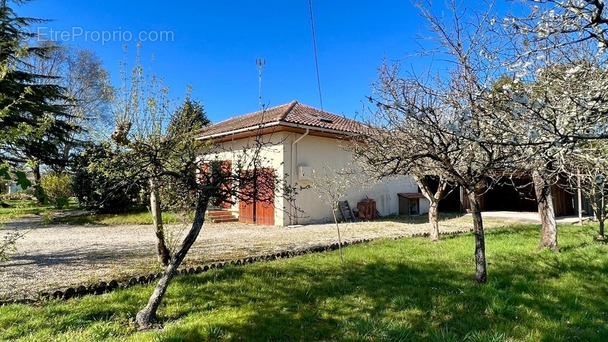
[0,1,78,184]
[167,99,210,138]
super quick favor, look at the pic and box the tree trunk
[332,208,344,262]
[428,201,440,241]
[417,176,447,242]
[467,190,487,284]
[596,189,605,239]
[577,170,583,225]
[532,170,558,251]
[32,162,41,183]
[136,192,209,330]
[149,178,170,266]
[55,142,72,174]
[601,194,605,239]
[32,162,44,204]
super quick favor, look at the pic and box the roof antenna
[256,58,266,110]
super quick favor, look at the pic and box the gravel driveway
[0,214,508,301]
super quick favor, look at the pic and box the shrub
[40,173,73,208]
[1,231,17,262]
[71,143,145,213]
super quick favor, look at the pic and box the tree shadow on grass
[163,261,455,341]
[158,242,608,342]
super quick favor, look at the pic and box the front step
[207,210,239,223]
[212,217,239,223]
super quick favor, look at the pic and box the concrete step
[207,210,238,223]
[207,210,233,215]
[207,212,234,218]
[212,217,239,223]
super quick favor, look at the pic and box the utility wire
[308,0,324,110]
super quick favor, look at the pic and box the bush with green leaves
[71,143,145,213]
[40,173,73,208]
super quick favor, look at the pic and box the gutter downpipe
[290,128,310,225]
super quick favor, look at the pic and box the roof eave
[196,121,362,141]
[278,121,361,138]
[195,121,282,141]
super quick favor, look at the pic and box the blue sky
[20,1,440,123]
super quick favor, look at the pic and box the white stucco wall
[287,133,428,225]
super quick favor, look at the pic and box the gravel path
[0,214,510,301]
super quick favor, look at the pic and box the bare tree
[34,43,111,140]
[357,0,521,283]
[104,51,292,326]
[486,13,608,249]
[108,46,177,265]
[359,68,510,283]
[106,45,211,267]
[514,0,608,49]
[108,80,288,328]
[132,134,290,329]
[354,104,452,242]
[309,165,367,262]
[481,75,562,251]
[565,141,608,239]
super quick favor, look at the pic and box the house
[4,171,34,194]
[196,101,429,226]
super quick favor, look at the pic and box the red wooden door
[201,160,233,209]
[255,168,275,225]
[239,168,275,225]
[239,174,255,223]
[219,161,232,209]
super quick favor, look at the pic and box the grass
[0,199,78,221]
[381,212,463,225]
[52,210,184,225]
[0,199,183,225]
[0,224,607,341]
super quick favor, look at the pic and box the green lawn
[0,199,183,225]
[51,211,184,225]
[0,199,79,221]
[0,224,606,341]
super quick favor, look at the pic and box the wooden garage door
[239,168,275,225]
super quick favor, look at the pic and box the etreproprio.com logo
[28,26,175,45]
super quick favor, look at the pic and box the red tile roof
[197,101,368,139]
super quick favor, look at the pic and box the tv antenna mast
[256,58,266,110]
